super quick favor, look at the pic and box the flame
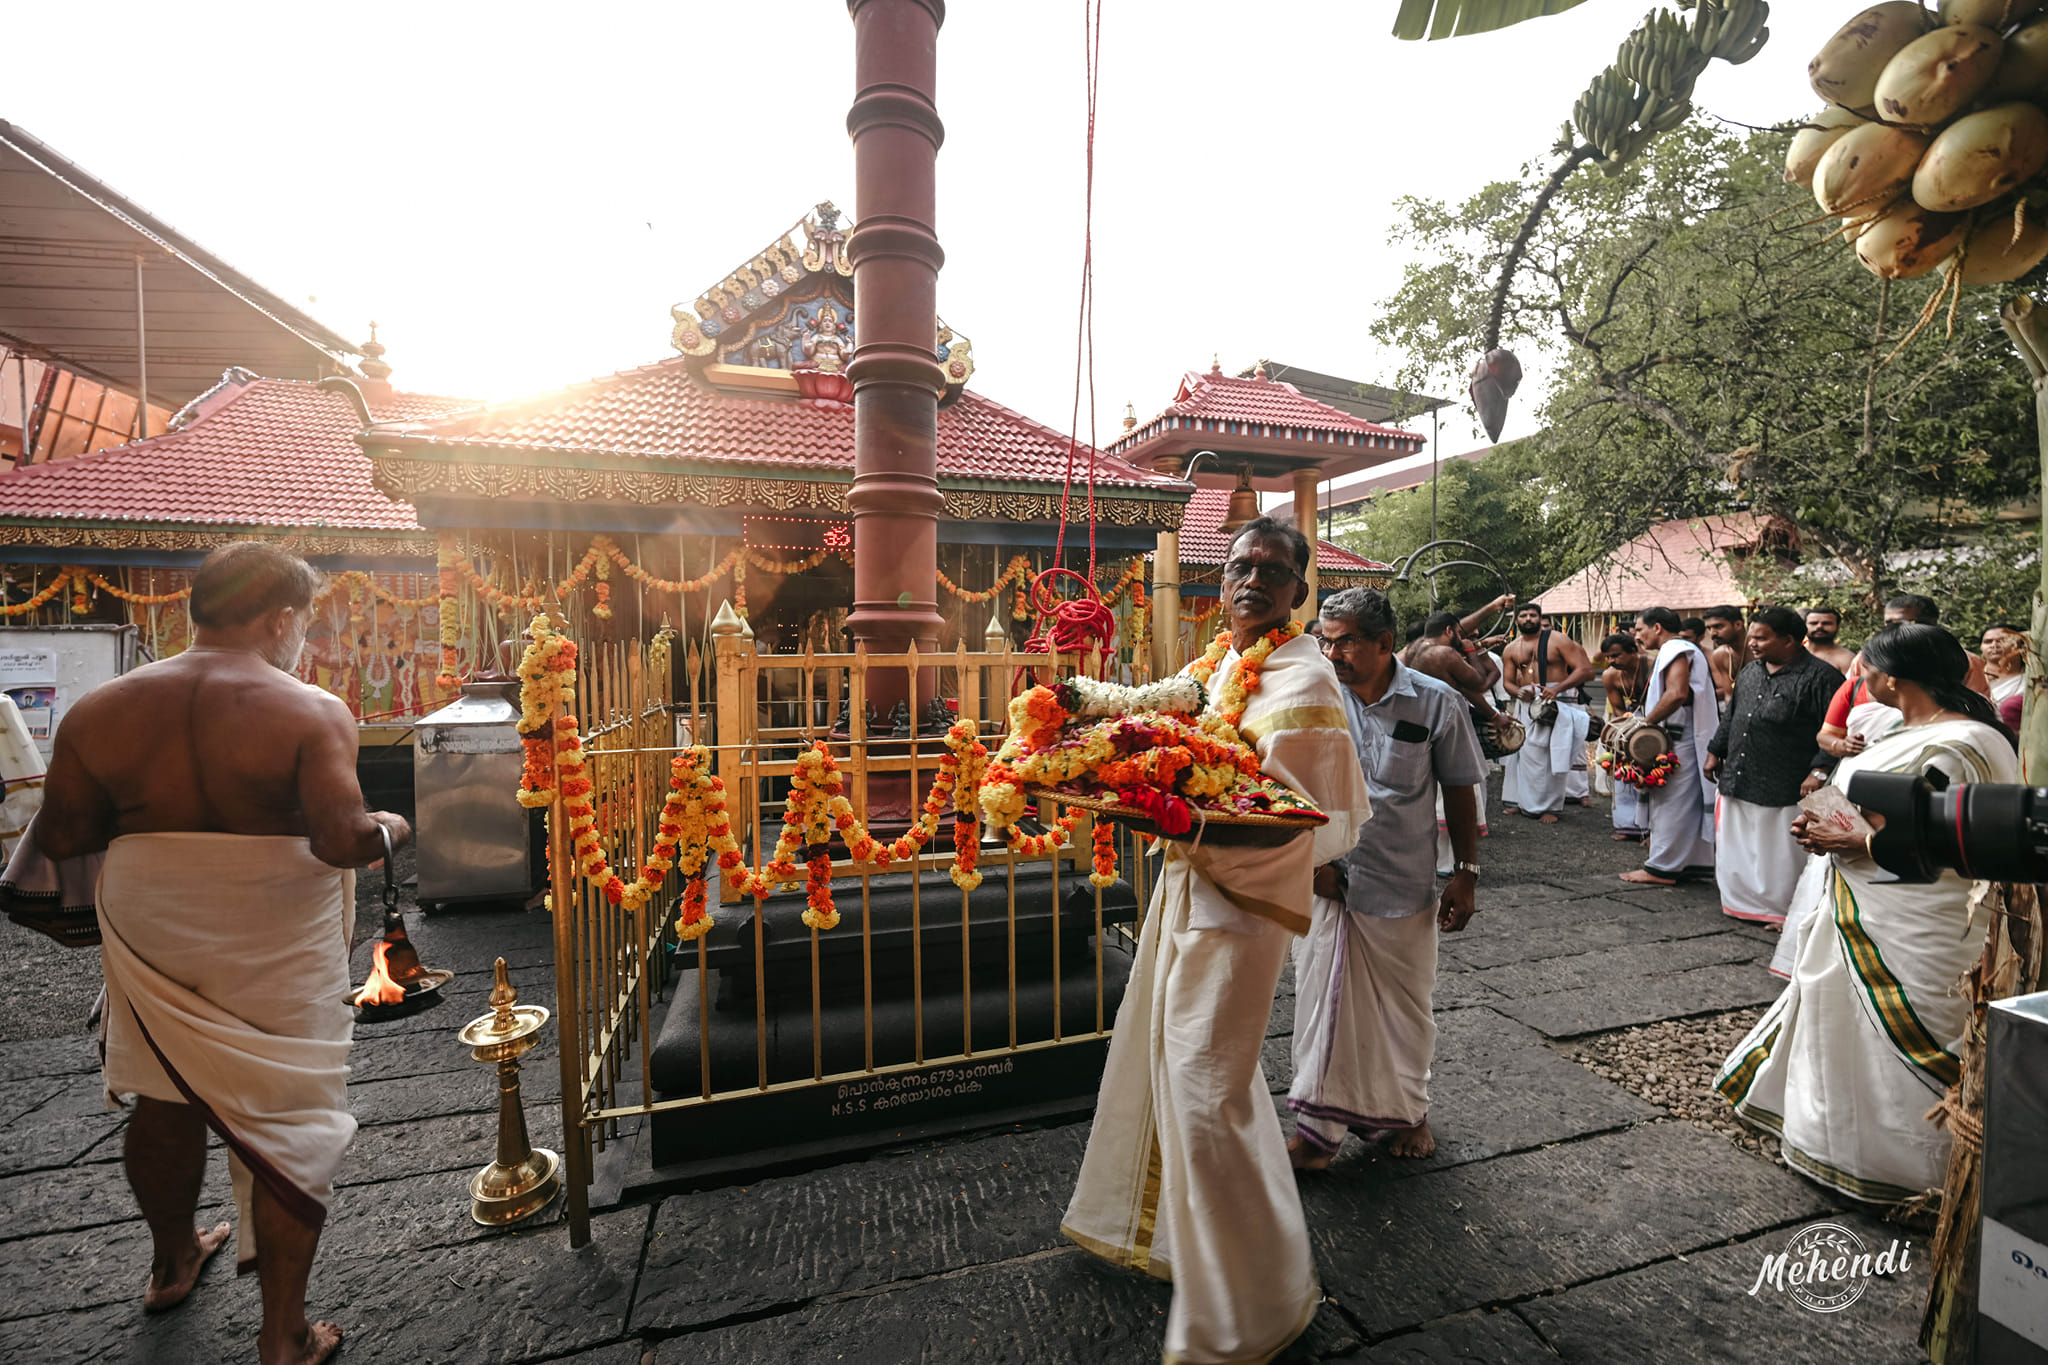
[353,941,408,1007]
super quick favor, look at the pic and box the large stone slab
[348,1062,557,1128]
[1441,898,1733,971]
[1331,1308,1561,1363]
[0,1156,231,1240]
[0,1074,62,1126]
[1471,932,1762,1001]
[0,1105,125,1178]
[1306,1121,1837,1336]
[1431,968,1504,1010]
[1513,1211,1932,1363]
[334,1104,561,1188]
[322,1165,572,1254]
[0,1200,235,1322]
[633,1122,1089,1333]
[1372,1008,1659,1175]
[0,1207,644,1365]
[0,1031,99,1086]
[1491,963,1785,1039]
[650,1246,1172,1363]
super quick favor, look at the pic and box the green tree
[1334,444,1568,626]
[1372,121,2038,614]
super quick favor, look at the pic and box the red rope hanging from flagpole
[1031,0,1111,672]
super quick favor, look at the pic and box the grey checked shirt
[1337,661,1488,919]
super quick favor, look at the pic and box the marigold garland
[0,571,75,618]
[512,615,998,940]
[435,533,462,688]
[1089,820,1117,889]
[1189,623,1303,732]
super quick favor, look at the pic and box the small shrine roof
[0,371,464,531]
[1174,487,1389,573]
[369,355,1179,492]
[1109,364,1426,463]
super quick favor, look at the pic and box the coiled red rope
[1023,566,1116,673]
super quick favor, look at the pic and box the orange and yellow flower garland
[1189,622,1303,732]
[435,533,462,688]
[513,614,1005,941]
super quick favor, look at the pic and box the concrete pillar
[844,0,947,668]
[1292,466,1320,622]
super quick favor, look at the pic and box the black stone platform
[647,865,1138,1172]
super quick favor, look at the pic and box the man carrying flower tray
[1061,517,1371,1365]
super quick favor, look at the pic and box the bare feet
[262,1320,343,1365]
[1286,1134,1333,1171]
[1619,869,1676,886]
[144,1220,230,1312]
[1535,813,1559,824]
[1610,831,1634,841]
[1387,1121,1436,1159]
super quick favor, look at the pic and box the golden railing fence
[548,610,1156,1245]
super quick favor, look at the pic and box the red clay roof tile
[0,376,465,530]
[384,356,1179,491]
[1175,487,1388,573]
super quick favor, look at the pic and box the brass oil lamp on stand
[457,958,560,1226]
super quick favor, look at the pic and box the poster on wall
[0,649,58,740]
[6,687,55,740]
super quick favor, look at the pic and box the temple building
[1109,360,1425,647]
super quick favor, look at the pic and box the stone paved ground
[0,789,1940,1363]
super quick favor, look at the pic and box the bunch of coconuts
[1795,0,2048,284]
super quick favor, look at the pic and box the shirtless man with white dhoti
[1063,518,1370,1365]
[41,542,410,1365]
[1499,604,1594,822]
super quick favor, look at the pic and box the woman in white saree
[1717,624,2018,1203]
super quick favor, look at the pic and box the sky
[10,0,1849,489]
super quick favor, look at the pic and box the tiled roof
[377,356,1180,492]
[1537,514,1772,616]
[1175,488,1389,573]
[0,374,466,530]
[1109,366,1427,459]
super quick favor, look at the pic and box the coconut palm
[1393,0,1592,40]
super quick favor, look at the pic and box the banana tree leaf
[1393,0,1593,40]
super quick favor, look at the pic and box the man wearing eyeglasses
[1288,588,1485,1169]
[1063,518,1370,1365]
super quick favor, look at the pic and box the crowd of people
[16,523,2030,1365]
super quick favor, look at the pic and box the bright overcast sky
[11,1,1847,477]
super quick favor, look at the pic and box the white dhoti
[1288,898,1436,1149]
[1641,641,1718,878]
[1643,777,1715,877]
[1063,632,1368,1365]
[1768,855,1828,981]
[1612,777,1647,838]
[1506,701,1587,817]
[1714,797,1803,925]
[1718,718,2015,1203]
[1063,852,1317,1364]
[98,833,357,1271]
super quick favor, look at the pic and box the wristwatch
[1453,861,1481,878]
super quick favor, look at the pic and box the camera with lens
[1846,770,2048,884]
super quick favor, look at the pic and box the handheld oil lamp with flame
[352,825,452,1020]
[458,956,560,1226]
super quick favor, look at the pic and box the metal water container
[412,680,536,909]
[1981,989,2048,1363]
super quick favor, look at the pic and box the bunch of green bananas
[1615,8,1708,96]
[1692,0,1770,66]
[1574,68,1650,161]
